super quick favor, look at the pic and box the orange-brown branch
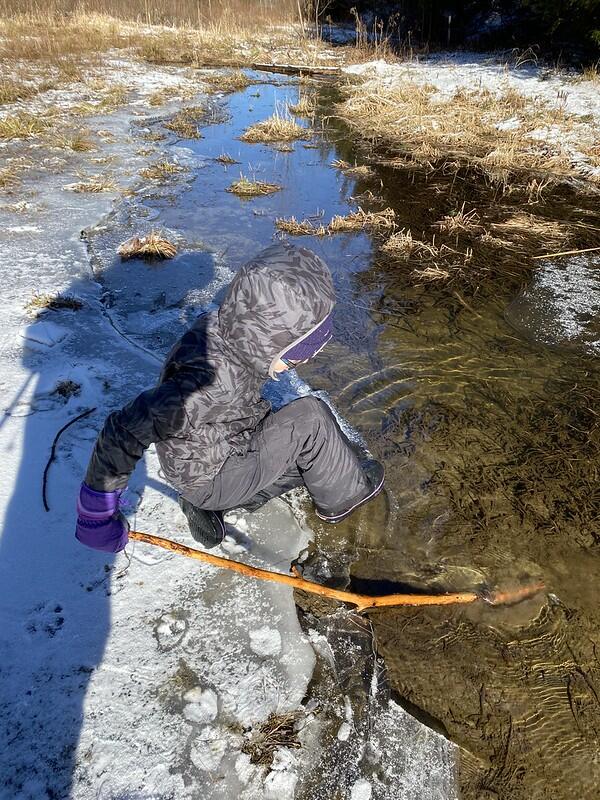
[129,530,544,612]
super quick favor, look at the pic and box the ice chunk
[336,721,351,741]
[190,726,227,772]
[350,778,373,800]
[250,627,282,657]
[183,687,218,724]
[263,768,298,800]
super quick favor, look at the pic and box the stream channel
[86,70,600,799]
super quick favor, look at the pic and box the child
[76,242,384,552]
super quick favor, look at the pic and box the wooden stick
[129,530,544,613]
[532,245,600,260]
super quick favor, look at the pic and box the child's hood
[217,242,336,378]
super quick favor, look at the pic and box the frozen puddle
[0,56,457,799]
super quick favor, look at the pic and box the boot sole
[315,469,385,524]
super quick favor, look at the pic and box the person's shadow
[0,208,219,799]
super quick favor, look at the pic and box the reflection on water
[87,72,600,799]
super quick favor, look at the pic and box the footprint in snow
[25,602,65,637]
[153,611,188,651]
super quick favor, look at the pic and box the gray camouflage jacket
[84,242,335,497]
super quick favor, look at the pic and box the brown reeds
[337,80,582,187]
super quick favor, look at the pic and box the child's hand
[75,484,129,553]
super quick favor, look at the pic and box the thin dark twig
[43,407,96,512]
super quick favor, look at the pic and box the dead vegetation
[337,80,585,188]
[226,176,281,197]
[434,203,484,236]
[331,159,375,179]
[25,293,83,315]
[0,79,38,104]
[53,129,96,152]
[203,69,252,94]
[163,106,204,138]
[288,94,315,116]
[66,177,115,192]
[240,112,310,143]
[216,152,239,164]
[241,712,302,767]
[139,161,187,181]
[118,232,177,260]
[276,207,395,236]
[0,111,50,140]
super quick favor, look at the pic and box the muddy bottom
[88,70,600,798]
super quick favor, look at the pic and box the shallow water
[88,72,600,799]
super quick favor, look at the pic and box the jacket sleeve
[84,379,188,492]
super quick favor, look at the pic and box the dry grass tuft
[54,379,81,398]
[0,79,38,104]
[240,112,310,143]
[118,232,177,260]
[328,207,395,233]
[274,143,294,152]
[139,161,187,181]
[141,131,167,142]
[490,212,569,250]
[216,152,239,164]
[276,207,395,236]
[53,129,96,152]
[67,176,116,193]
[147,88,172,107]
[0,165,20,190]
[381,228,475,282]
[0,111,49,140]
[288,95,315,117]
[331,159,375,179]
[226,176,281,197]
[203,69,252,94]
[25,293,83,315]
[241,712,302,767]
[434,203,484,236]
[163,106,204,139]
[275,215,321,235]
[381,228,440,258]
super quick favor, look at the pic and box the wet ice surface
[505,255,600,354]
[0,62,457,799]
